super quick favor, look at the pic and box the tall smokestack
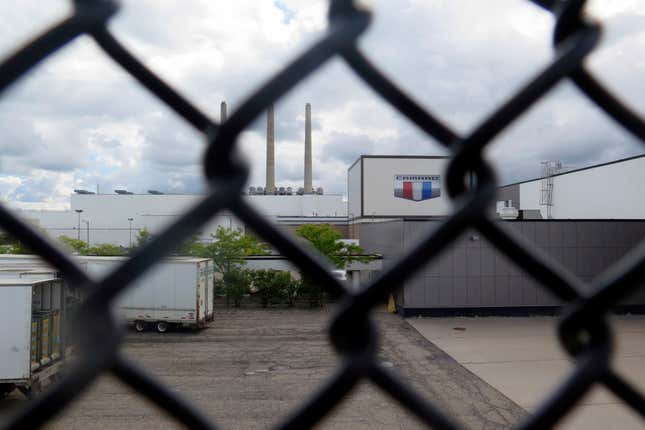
[304,103,313,194]
[220,101,227,122]
[266,105,276,194]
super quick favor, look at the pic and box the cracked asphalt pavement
[0,308,527,429]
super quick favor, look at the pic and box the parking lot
[1,308,525,429]
[410,315,645,430]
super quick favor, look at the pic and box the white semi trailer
[0,277,74,398]
[77,256,214,332]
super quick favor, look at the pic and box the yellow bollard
[387,294,397,313]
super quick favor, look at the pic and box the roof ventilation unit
[498,200,519,220]
[73,189,95,195]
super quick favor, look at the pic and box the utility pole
[128,218,134,248]
[75,209,83,240]
[83,220,90,246]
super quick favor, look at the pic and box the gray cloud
[1,0,644,207]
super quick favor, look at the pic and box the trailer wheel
[134,321,147,332]
[156,321,169,333]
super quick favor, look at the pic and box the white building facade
[16,193,347,247]
[498,154,645,220]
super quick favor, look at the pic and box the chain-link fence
[1,0,645,428]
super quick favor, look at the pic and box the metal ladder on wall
[540,160,562,219]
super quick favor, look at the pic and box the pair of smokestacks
[266,103,313,194]
[218,101,313,194]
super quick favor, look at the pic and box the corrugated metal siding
[363,220,645,310]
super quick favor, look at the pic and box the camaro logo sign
[394,174,441,201]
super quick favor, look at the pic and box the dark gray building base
[360,219,645,314]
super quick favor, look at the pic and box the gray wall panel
[495,276,511,306]
[495,253,511,276]
[535,222,549,249]
[466,277,481,305]
[509,277,523,304]
[549,223,563,247]
[426,277,440,306]
[405,273,425,307]
[367,220,645,310]
[481,251,494,276]
[438,251,454,277]
[563,224,576,247]
[438,277,453,306]
[481,277,496,306]
[497,184,520,209]
[521,277,539,306]
[453,248,467,276]
[454,277,467,305]
[466,248,481,276]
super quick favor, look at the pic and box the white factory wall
[518,155,645,219]
[243,194,346,217]
[353,156,452,218]
[14,193,346,247]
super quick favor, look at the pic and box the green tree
[190,227,270,306]
[86,243,126,256]
[1,232,34,254]
[58,235,89,255]
[134,227,151,249]
[193,227,270,274]
[295,224,375,306]
[295,224,374,269]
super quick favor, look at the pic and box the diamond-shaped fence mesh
[1,0,645,428]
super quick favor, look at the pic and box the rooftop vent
[73,189,95,195]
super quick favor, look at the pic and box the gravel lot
[0,308,526,429]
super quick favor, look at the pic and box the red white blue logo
[394,174,441,201]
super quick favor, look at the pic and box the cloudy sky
[0,0,644,209]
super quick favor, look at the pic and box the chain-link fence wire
[1,0,645,428]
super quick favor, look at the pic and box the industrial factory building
[352,154,645,314]
[347,155,451,238]
[14,103,347,246]
[497,153,645,219]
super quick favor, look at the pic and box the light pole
[74,209,83,240]
[82,220,90,246]
[128,218,134,248]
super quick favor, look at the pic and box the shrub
[284,275,300,307]
[223,268,250,307]
[300,273,324,307]
[251,270,297,307]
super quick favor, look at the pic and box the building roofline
[348,154,450,172]
[499,152,645,188]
